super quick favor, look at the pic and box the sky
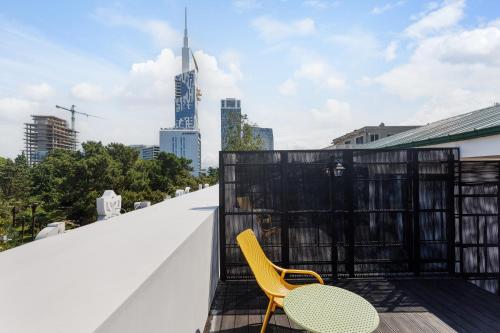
[1,0,500,167]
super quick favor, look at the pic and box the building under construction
[24,115,77,165]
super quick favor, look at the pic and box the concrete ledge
[0,185,219,333]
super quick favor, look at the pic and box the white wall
[0,185,219,333]
[424,133,500,159]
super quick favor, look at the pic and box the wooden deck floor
[204,278,500,333]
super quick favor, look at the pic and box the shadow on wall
[209,208,220,310]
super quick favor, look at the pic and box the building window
[370,134,379,142]
[344,140,351,144]
[355,136,364,144]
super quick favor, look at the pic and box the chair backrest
[236,229,284,296]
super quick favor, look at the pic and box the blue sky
[1,0,500,166]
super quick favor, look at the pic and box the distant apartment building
[220,98,241,150]
[251,126,274,150]
[24,115,77,166]
[327,123,420,149]
[130,145,160,160]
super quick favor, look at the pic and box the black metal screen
[219,149,500,294]
[456,161,500,294]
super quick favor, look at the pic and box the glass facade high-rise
[159,129,201,173]
[251,127,274,150]
[220,98,241,150]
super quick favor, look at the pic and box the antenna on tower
[182,7,190,72]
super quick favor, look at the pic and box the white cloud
[278,61,346,95]
[71,83,106,102]
[384,41,398,61]
[232,0,262,11]
[278,79,297,95]
[311,99,351,124]
[371,1,405,15]
[269,98,354,150]
[93,8,181,47]
[429,26,500,66]
[405,0,465,39]
[328,30,383,58]
[0,97,40,158]
[113,48,241,166]
[410,1,441,21]
[375,15,500,123]
[23,83,54,100]
[251,16,316,42]
[0,97,38,123]
[220,50,244,80]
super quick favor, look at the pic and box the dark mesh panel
[457,161,500,294]
[220,149,499,294]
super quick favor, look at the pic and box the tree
[198,167,219,185]
[0,154,32,202]
[0,141,204,250]
[150,152,197,194]
[224,114,263,151]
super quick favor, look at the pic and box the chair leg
[261,298,274,333]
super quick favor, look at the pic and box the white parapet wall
[0,185,220,333]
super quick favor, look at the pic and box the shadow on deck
[204,278,500,333]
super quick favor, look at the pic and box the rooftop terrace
[1,148,499,333]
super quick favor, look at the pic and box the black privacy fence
[219,149,500,295]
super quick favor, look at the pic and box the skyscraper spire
[182,7,190,73]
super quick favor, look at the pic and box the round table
[283,284,379,333]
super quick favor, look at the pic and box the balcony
[1,148,499,333]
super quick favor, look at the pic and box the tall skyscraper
[221,98,241,150]
[159,8,202,176]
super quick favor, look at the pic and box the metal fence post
[343,150,355,277]
[219,151,227,281]
[411,150,421,276]
[281,151,290,268]
[405,150,413,273]
[447,152,456,275]
[458,160,464,276]
[329,156,338,279]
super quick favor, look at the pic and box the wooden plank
[376,314,398,333]
[381,313,426,333]
[415,313,457,333]
[206,279,500,333]
[414,279,500,331]
[394,279,495,332]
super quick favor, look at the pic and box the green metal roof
[364,104,500,149]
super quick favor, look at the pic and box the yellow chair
[236,229,324,333]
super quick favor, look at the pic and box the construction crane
[55,104,104,131]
